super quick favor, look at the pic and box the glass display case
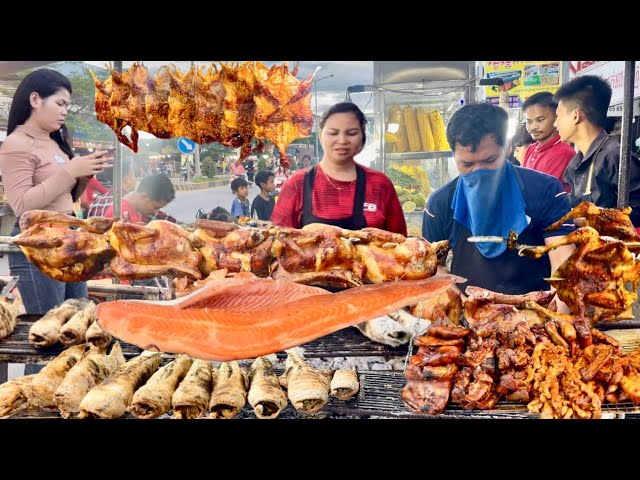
[380,90,462,236]
[372,61,476,237]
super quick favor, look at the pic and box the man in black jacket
[554,75,640,227]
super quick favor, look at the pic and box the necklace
[321,168,355,191]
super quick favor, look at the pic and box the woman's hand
[63,149,114,178]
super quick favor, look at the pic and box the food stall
[373,61,477,236]
[2,61,640,421]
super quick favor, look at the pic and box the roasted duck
[271,224,366,288]
[270,223,449,287]
[6,211,449,289]
[546,201,640,243]
[13,211,116,283]
[518,226,640,345]
[108,220,203,280]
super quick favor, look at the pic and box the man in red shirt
[103,173,176,223]
[522,91,575,192]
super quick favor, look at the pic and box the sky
[84,60,375,117]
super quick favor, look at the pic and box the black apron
[570,136,610,208]
[301,165,368,229]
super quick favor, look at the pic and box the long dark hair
[7,68,75,159]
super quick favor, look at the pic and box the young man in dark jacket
[554,75,640,227]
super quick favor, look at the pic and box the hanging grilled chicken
[90,69,138,152]
[167,65,199,141]
[219,62,256,161]
[192,65,226,145]
[145,66,173,139]
[252,62,316,168]
[91,62,314,164]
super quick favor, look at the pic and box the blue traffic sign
[177,137,196,154]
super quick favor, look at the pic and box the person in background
[0,68,113,315]
[251,170,276,221]
[507,123,534,166]
[422,102,574,298]
[554,74,640,227]
[87,157,136,217]
[230,160,246,178]
[244,157,256,186]
[102,173,176,223]
[301,154,313,169]
[80,175,109,217]
[271,102,407,235]
[522,91,576,192]
[230,176,250,222]
[207,206,234,222]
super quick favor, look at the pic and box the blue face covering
[451,161,528,258]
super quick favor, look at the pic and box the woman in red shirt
[271,102,407,235]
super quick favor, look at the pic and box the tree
[0,62,115,144]
[64,63,114,143]
[200,155,217,177]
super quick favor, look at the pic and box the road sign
[177,137,196,154]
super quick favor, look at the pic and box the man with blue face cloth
[422,102,575,299]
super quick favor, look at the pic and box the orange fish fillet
[96,274,462,361]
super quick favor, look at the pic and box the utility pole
[113,60,123,219]
[191,60,201,178]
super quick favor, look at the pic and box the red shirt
[80,176,109,208]
[523,134,575,192]
[271,164,408,236]
[103,198,144,223]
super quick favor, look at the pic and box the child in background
[251,170,276,221]
[230,176,250,223]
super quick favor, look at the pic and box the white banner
[571,61,640,115]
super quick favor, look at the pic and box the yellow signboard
[483,61,562,109]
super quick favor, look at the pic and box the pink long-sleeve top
[0,124,88,217]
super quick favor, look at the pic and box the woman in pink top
[0,69,113,315]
